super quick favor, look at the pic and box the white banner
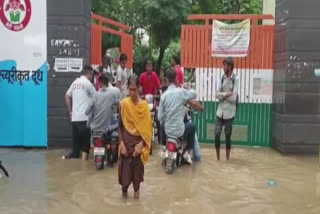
[211,19,250,57]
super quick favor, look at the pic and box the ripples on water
[0,146,319,214]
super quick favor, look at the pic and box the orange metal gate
[181,14,275,146]
[181,14,274,69]
[91,13,133,68]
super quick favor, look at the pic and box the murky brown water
[0,146,319,214]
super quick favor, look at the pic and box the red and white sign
[0,0,31,32]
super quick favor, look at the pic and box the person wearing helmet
[215,57,239,161]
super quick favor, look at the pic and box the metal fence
[91,13,133,68]
[181,15,274,146]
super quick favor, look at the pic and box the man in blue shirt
[158,68,197,164]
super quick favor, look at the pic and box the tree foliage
[195,0,262,14]
[92,0,147,54]
[141,0,191,73]
[92,0,190,74]
[92,0,262,74]
[218,0,263,14]
[92,0,147,33]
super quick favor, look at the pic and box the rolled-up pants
[161,122,195,151]
[215,117,233,150]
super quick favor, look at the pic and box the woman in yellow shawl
[118,74,152,199]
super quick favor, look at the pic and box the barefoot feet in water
[134,191,140,200]
[122,191,128,199]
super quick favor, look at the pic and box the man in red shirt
[171,55,184,87]
[139,60,161,95]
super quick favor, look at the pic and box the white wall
[263,0,275,25]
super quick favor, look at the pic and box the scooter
[0,161,9,178]
[163,136,186,174]
[105,116,119,167]
[93,114,119,170]
[143,94,160,155]
[162,105,196,174]
[92,131,105,170]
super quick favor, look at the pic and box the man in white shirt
[63,65,96,160]
[116,54,132,98]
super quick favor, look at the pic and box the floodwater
[0,146,319,214]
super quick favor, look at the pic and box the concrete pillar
[47,0,92,148]
[272,0,320,154]
[263,0,275,25]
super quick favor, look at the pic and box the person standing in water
[118,74,152,199]
[64,65,96,160]
[215,57,239,160]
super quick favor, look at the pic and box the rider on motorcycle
[158,68,197,164]
[93,55,113,91]
[139,60,161,96]
[139,60,162,143]
[86,73,121,144]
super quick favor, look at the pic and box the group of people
[62,53,239,199]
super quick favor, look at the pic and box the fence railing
[182,14,274,147]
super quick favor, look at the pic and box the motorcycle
[143,94,160,155]
[0,161,9,178]
[106,116,119,167]
[162,104,197,174]
[163,136,186,174]
[93,114,119,170]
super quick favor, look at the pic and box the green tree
[141,0,191,73]
[92,0,147,33]
[195,0,219,14]
[195,0,262,14]
[92,0,148,54]
[218,0,262,14]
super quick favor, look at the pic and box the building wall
[263,0,275,25]
[272,0,320,154]
[47,0,91,148]
[0,0,47,147]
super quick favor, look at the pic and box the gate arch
[91,13,133,68]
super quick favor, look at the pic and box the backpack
[221,73,239,112]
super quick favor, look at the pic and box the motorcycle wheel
[113,144,119,164]
[0,162,9,178]
[165,158,174,174]
[107,144,118,167]
[95,156,104,170]
[150,142,153,155]
[106,149,112,165]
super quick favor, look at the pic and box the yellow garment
[120,97,152,164]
